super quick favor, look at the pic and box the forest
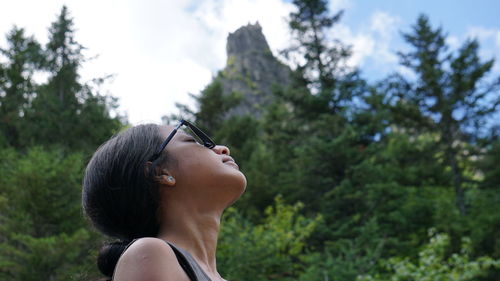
[1,1,499,280]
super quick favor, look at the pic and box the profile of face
[158,125,247,209]
[82,123,246,278]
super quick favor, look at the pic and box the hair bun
[97,240,132,277]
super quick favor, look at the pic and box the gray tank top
[167,241,212,281]
[112,240,212,281]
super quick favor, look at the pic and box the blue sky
[343,0,500,31]
[332,0,500,80]
[1,0,499,124]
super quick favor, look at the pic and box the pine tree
[0,27,43,147]
[283,0,362,115]
[25,6,122,151]
[0,147,100,280]
[257,0,368,209]
[0,6,122,280]
[387,14,500,215]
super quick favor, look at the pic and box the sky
[1,0,499,124]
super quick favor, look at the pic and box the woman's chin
[225,175,247,207]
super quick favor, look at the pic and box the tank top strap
[166,241,212,281]
[111,239,211,281]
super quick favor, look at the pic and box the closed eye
[180,133,202,145]
[185,137,204,145]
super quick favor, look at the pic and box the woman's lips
[223,157,239,169]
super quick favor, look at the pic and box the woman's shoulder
[113,237,191,281]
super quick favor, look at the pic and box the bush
[217,196,322,281]
[357,229,500,281]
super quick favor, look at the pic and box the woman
[82,120,247,281]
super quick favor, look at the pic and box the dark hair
[82,124,169,278]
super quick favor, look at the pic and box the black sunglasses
[149,119,216,162]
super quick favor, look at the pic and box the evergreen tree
[386,14,500,215]
[0,147,100,281]
[468,141,500,262]
[0,27,43,147]
[25,6,122,151]
[255,0,368,213]
[191,78,242,136]
[284,0,362,115]
[120,7,499,281]
[0,6,122,280]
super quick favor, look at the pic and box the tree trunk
[450,155,466,216]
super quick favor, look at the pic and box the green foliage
[479,141,500,189]
[0,147,100,280]
[0,6,123,152]
[187,78,243,136]
[1,2,499,280]
[466,188,500,260]
[0,147,82,235]
[218,197,322,281]
[317,131,454,254]
[0,27,43,148]
[385,14,500,216]
[171,8,500,281]
[285,0,363,114]
[465,143,500,263]
[0,8,116,279]
[357,230,500,281]
[0,230,95,281]
[212,115,259,167]
[299,219,384,281]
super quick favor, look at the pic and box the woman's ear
[145,162,176,187]
[157,169,176,187]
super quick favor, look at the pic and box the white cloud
[370,11,398,38]
[368,11,400,65]
[464,26,500,74]
[327,10,400,74]
[3,1,497,124]
[446,35,461,49]
[329,0,353,13]
[396,65,417,81]
[349,33,376,67]
[330,24,374,67]
[0,0,293,124]
[466,26,500,42]
[192,0,294,61]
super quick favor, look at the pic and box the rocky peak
[226,22,270,58]
[220,22,291,118]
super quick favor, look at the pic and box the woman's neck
[157,203,223,280]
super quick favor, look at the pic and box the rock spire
[219,22,291,118]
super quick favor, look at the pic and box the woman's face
[159,125,247,207]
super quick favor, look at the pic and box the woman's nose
[212,145,230,155]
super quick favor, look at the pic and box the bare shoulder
[113,237,191,281]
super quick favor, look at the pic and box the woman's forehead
[158,125,175,137]
[158,124,192,139]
